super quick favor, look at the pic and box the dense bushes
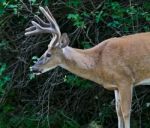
[0,0,150,128]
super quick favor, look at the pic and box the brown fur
[61,32,150,90]
[58,32,150,128]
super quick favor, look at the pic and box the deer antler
[25,6,61,47]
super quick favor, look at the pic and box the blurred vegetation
[0,0,150,128]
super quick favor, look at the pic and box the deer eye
[46,53,51,57]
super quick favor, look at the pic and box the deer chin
[31,65,58,75]
[34,72,42,75]
[41,66,57,74]
[32,69,43,75]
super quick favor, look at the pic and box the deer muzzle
[30,66,43,75]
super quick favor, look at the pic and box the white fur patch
[62,46,72,60]
[136,79,150,85]
[42,66,57,73]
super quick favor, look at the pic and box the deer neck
[60,46,99,81]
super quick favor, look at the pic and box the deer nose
[30,66,42,74]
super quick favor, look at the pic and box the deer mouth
[30,66,43,75]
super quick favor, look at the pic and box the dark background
[0,0,150,128]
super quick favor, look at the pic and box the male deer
[25,6,150,128]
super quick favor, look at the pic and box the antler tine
[34,15,51,27]
[25,20,57,36]
[25,7,58,36]
[39,7,61,37]
[45,6,56,22]
[45,6,56,23]
[39,6,61,46]
[25,6,61,47]
[44,6,61,36]
[25,26,36,32]
[25,14,51,33]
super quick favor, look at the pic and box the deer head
[25,6,70,75]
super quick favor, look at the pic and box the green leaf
[7,4,17,8]
[44,0,49,5]
[0,8,4,15]
[64,74,92,89]
[126,6,137,15]
[107,21,121,28]
[111,2,121,10]
[81,12,90,18]
[66,0,81,7]
[29,0,36,5]
[95,11,103,23]
[3,104,15,113]
[67,13,80,20]
[73,21,86,28]
[0,0,6,3]
[146,14,150,21]
[29,73,36,80]
[0,64,6,76]
[67,13,86,28]
[81,41,92,49]
[143,2,150,11]
[32,56,38,60]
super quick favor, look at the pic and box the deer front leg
[114,90,124,128]
[119,86,133,128]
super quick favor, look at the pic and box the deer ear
[59,33,70,48]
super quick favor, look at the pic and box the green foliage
[88,121,102,128]
[67,13,86,28]
[81,41,92,49]
[67,1,150,32]
[29,0,37,5]
[66,0,81,8]
[29,73,36,80]
[104,2,150,32]
[0,63,10,96]
[98,105,114,125]
[0,0,18,15]
[28,56,39,80]
[0,40,9,50]
[48,111,80,128]
[0,108,80,128]
[32,56,39,64]
[64,74,92,89]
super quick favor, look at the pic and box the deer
[25,6,150,128]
